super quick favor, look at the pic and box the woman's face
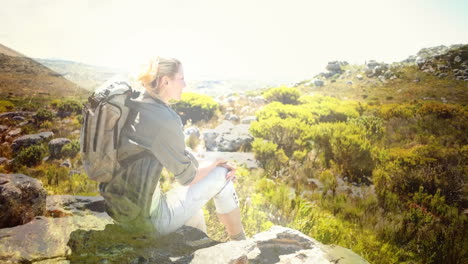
[165,65,185,101]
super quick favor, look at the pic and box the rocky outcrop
[0,111,35,119]
[316,61,348,79]
[192,226,368,264]
[11,131,54,152]
[0,195,112,263]
[0,174,47,228]
[0,194,369,263]
[404,44,468,81]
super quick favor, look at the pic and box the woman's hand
[214,158,237,181]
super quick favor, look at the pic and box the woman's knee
[209,166,229,189]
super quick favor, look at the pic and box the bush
[12,144,46,168]
[299,95,360,122]
[0,100,14,112]
[250,117,311,157]
[263,86,301,105]
[256,102,316,125]
[34,108,54,123]
[171,92,218,125]
[62,140,80,158]
[51,99,83,117]
[309,123,374,183]
[251,138,288,173]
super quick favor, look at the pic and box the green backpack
[80,81,140,182]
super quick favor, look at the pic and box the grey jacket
[99,92,199,227]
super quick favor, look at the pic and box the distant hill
[35,58,126,91]
[0,44,89,98]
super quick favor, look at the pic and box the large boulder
[48,138,71,159]
[0,174,47,228]
[11,131,54,152]
[0,195,369,263]
[203,121,253,152]
[191,226,368,264]
[0,195,113,263]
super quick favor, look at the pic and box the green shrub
[0,100,14,112]
[251,138,288,172]
[309,123,374,183]
[416,101,465,119]
[171,92,218,125]
[250,117,311,157]
[256,102,316,124]
[263,86,301,105]
[51,99,83,117]
[299,95,360,122]
[34,108,54,123]
[62,140,80,158]
[12,144,46,168]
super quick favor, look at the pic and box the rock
[454,55,462,63]
[415,57,426,68]
[202,130,220,151]
[225,107,235,112]
[0,111,34,119]
[346,81,353,85]
[0,125,8,133]
[18,121,28,126]
[7,128,21,137]
[325,61,343,74]
[11,131,54,152]
[48,138,71,159]
[203,121,253,152]
[12,116,25,121]
[356,74,363,80]
[61,159,71,168]
[241,116,257,124]
[366,60,380,70]
[0,174,47,228]
[249,96,265,104]
[184,126,201,138]
[314,79,324,87]
[239,106,252,115]
[0,195,113,263]
[0,157,8,165]
[0,196,369,263]
[192,226,369,264]
[225,113,240,122]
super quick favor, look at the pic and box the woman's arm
[188,158,237,186]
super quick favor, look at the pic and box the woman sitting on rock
[99,56,246,241]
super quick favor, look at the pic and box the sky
[1,0,467,82]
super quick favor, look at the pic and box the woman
[100,56,246,241]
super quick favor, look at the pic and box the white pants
[150,167,239,236]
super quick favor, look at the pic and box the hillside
[0,43,25,57]
[294,44,468,105]
[35,58,126,91]
[0,44,89,99]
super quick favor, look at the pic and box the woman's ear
[160,76,170,87]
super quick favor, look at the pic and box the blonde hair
[137,56,182,100]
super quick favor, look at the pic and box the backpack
[80,81,140,183]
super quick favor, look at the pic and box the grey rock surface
[203,121,253,152]
[48,138,71,159]
[11,131,54,152]
[0,174,47,228]
[0,195,369,264]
